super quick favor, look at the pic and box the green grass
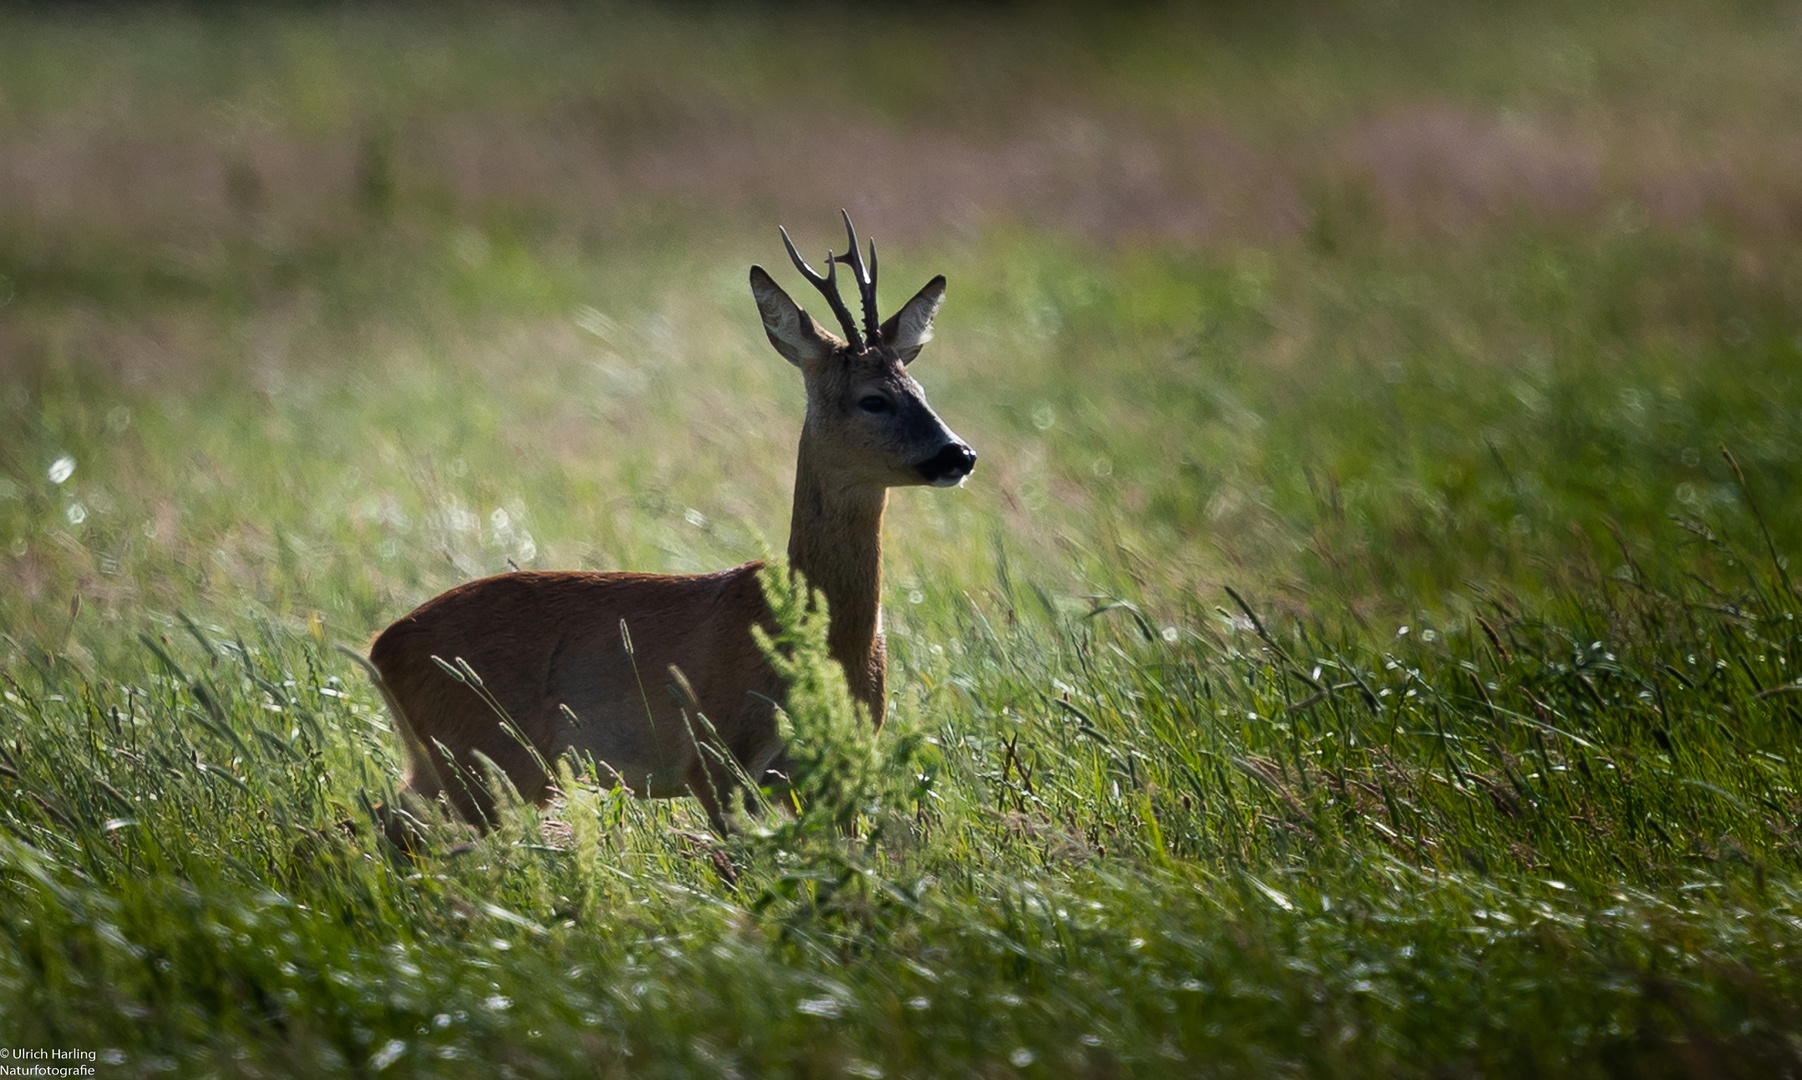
[4,1,1802,1075]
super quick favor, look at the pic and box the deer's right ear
[878,275,946,365]
[751,266,841,369]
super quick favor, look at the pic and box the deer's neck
[786,433,888,725]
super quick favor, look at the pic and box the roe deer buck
[365,212,975,836]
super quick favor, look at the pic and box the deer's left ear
[879,275,945,365]
[751,265,843,369]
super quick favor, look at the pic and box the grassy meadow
[4,2,1802,1075]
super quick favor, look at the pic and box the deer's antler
[779,225,863,351]
[830,209,881,347]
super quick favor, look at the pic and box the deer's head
[750,212,977,491]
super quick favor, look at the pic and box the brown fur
[366,231,972,836]
[370,566,785,829]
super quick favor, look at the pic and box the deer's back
[369,563,782,798]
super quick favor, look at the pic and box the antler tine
[866,238,880,341]
[833,209,882,346]
[779,224,863,350]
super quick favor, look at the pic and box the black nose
[918,443,977,485]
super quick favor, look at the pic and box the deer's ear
[751,266,841,368]
[879,275,945,365]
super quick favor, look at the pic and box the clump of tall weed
[735,561,930,922]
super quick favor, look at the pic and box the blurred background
[2,0,1800,654]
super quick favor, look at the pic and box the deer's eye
[858,395,892,414]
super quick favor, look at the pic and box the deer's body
[368,213,972,834]
[370,565,784,822]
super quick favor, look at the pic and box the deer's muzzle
[917,442,977,487]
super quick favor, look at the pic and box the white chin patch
[930,473,968,488]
